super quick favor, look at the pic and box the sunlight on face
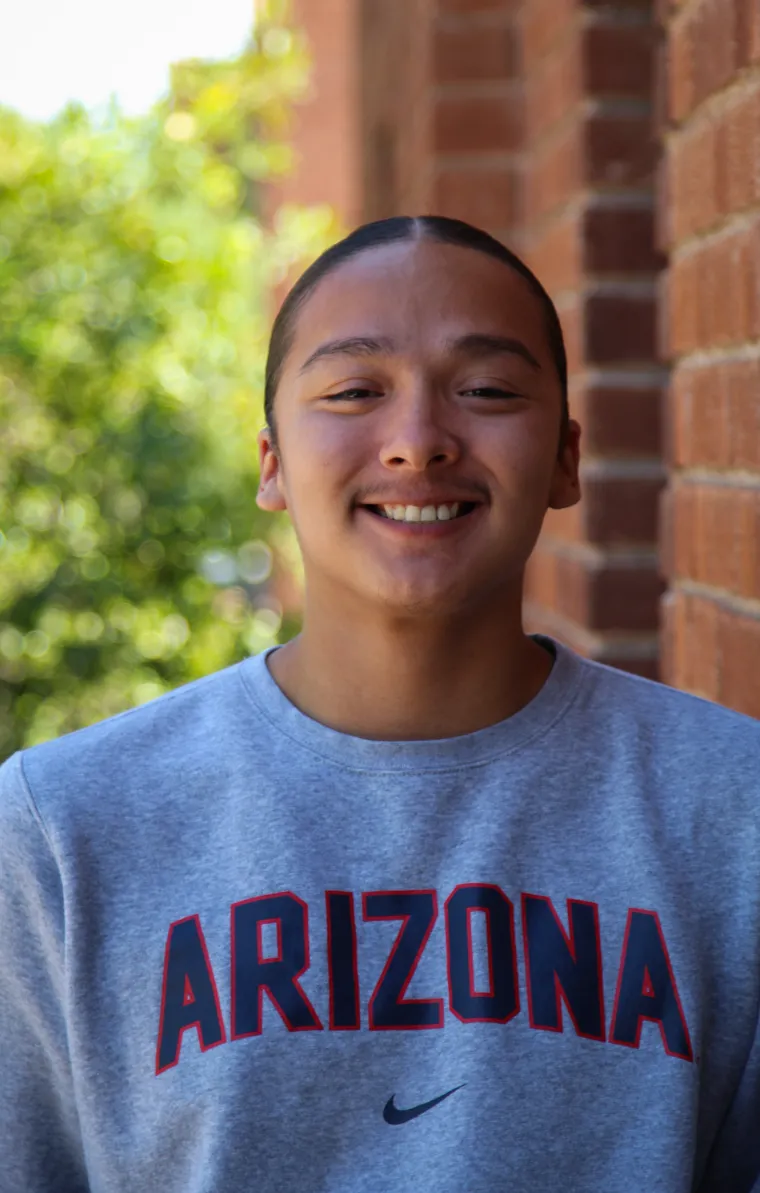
[258,238,580,619]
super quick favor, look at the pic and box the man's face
[257,238,581,617]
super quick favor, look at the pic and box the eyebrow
[298,332,541,374]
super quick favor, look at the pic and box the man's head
[257,215,581,618]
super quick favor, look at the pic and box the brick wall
[360,0,522,243]
[265,0,361,228]
[658,0,760,716]
[518,0,666,680]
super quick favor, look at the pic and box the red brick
[669,0,744,121]
[736,489,760,601]
[524,122,583,222]
[433,22,517,83]
[585,294,658,364]
[432,163,518,229]
[718,606,760,717]
[659,587,678,687]
[675,241,734,353]
[670,483,696,581]
[700,485,748,592]
[660,350,676,465]
[592,564,664,632]
[433,87,522,153]
[583,25,657,99]
[667,254,699,355]
[671,362,730,468]
[668,8,694,123]
[531,204,667,319]
[585,113,659,187]
[750,0,760,63]
[722,85,760,215]
[583,206,665,275]
[673,484,760,609]
[527,211,582,294]
[572,383,663,457]
[726,359,760,470]
[521,0,576,68]
[525,35,582,141]
[663,589,715,696]
[689,591,721,700]
[653,35,670,137]
[655,153,671,254]
[524,548,663,633]
[658,483,675,582]
[669,121,720,241]
[671,221,760,353]
[583,476,664,545]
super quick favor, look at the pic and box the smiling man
[2,216,760,1193]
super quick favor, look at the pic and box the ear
[548,419,582,511]
[257,426,288,513]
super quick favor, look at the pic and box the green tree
[0,10,339,759]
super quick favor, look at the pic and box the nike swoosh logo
[383,1083,466,1125]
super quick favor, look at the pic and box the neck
[266,592,554,741]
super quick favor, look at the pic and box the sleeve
[697,1009,760,1193]
[0,750,90,1192]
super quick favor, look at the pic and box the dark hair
[264,215,568,452]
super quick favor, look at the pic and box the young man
[1,216,759,1193]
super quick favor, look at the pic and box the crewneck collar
[238,634,586,772]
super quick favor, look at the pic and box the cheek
[480,419,557,496]
[279,424,355,523]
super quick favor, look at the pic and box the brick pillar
[658,0,760,717]
[518,0,666,679]
[265,0,361,228]
[360,0,522,241]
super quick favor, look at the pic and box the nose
[378,385,462,471]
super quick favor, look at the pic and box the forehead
[288,238,549,360]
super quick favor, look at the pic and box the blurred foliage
[0,0,341,759]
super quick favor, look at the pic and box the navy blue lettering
[522,895,605,1040]
[156,915,226,1074]
[364,890,443,1029]
[610,909,693,1061]
[445,884,519,1023]
[326,890,361,1030]
[231,892,323,1037]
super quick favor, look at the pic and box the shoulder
[0,658,257,830]
[569,648,760,774]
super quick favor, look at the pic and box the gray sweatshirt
[1,635,760,1193]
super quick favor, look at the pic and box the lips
[358,496,485,509]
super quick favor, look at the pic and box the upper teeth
[380,503,461,522]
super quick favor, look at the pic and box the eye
[323,387,381,402]
[461,387,521,399]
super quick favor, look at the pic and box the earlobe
[256,460,288,513]
[548,420,581,510]
[256,429,288,512]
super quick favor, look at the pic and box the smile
[357,502,485,536]
[369,501,477,523]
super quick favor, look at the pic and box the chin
[368,577,490,619]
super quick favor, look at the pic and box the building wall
[265,0,362,227]
[518,0,665,680]
[658,0,760,717]
[361,0,522,240]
